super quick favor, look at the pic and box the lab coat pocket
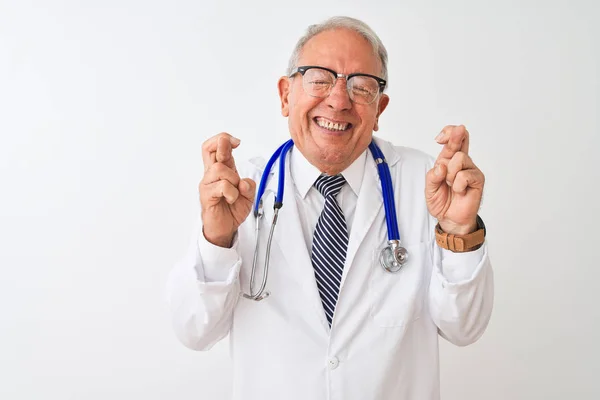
[368,241,431,327]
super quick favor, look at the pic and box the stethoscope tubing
[254,139,402,243]
[368,142,400,241]
[254,139,294,215]
[244,138,407,300]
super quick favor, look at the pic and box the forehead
[298,28,382,76]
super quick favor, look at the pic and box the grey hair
[286,16,389,85]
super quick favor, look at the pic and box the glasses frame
[289,65,387,104]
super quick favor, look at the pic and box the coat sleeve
[165,219,242,351]
[165,158,263,351]
[427,238,495,346]
[409,146,494,346]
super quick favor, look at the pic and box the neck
[300,149,360,177]
[317,164,347,176]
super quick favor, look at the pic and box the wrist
[203,227,235,248]
[438,219,478,235]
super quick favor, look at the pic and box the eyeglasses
[289,65,386,105]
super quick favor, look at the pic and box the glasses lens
[348,76,380,104]
[302,68,335,97]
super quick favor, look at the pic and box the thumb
[239,178,257,201]
[425,163,446,198]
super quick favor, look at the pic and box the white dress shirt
[290,147,365,255]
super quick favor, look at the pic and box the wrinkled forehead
[297,28,382,77]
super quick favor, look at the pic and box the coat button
[328,357,339,370]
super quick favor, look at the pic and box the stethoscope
[242,139,408,301]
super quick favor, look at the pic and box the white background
[1,0,598,399]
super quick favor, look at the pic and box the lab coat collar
[372,135,401,168]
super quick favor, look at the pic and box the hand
[199,133,256,247]
[425,125,485,235]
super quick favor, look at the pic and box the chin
[314,147,352,171]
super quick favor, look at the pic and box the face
[278,28,389,175]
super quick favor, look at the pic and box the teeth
[316,118,348,131]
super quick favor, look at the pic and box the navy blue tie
[311,174,348,327]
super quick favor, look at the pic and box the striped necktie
[311,174,348,327]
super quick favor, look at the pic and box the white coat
[166,136,494,400]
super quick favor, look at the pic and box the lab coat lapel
[341,150,383,286]
[341,138,400,287]
[266,153,330,329]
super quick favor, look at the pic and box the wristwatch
[435,215,486,252]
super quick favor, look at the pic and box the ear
[278,76,291,117]
[373,94,389,132]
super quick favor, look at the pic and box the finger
[202,133,241,171]
[216,135,237,171]
[425,162,447,198]
[435,125,470,152]
[445,151,476,187]
[434,125,455,145]
[202,180,240,205]
[435,125,470,161]
[238,178,257,202]
[202,162,241,186]
[452,169,485,194]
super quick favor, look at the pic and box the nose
[325,78,352,111]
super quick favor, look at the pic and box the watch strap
[435,216,486,252]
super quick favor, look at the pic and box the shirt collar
[291,145,366,199]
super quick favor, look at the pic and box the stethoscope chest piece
[379,240,408,273]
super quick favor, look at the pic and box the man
[166,16,493,400]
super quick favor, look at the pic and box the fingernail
[230,137,241,145]
[239,180,249,192]
[435,131,444,142]
[446,180,452,187]
[434,164,442,176]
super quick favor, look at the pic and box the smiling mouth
[314,117,352,132]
